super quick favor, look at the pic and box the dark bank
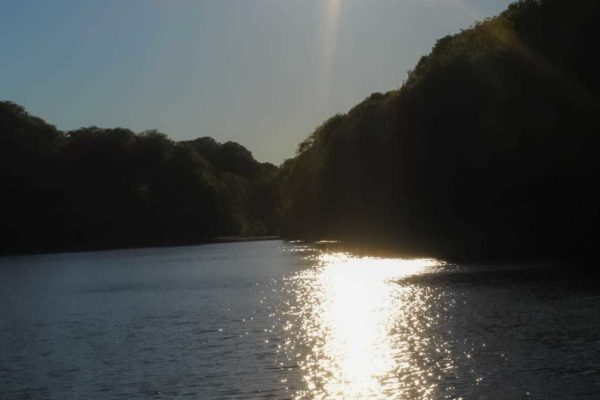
[2,0,600,262]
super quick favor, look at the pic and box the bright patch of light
[285,252,445,398]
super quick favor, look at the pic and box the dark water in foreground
[1,240,599,399]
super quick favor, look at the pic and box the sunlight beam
[317,0,343,110]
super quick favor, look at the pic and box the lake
[1,240,599,399]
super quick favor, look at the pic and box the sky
[1,0,513,164]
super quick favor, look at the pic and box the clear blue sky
[1,0,513,163]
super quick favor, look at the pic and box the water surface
[1,241,599,399]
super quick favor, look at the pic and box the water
[1,240,599,399]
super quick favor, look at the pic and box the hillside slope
[280,0,600,260]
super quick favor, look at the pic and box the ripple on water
[1,242,600,399]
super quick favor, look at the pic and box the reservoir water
[1,240,599,399]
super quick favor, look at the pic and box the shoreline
[0,236,281,258]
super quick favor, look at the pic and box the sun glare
[318,0,343,109]
[285,252,443,399]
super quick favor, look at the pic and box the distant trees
[4,0,600,260]
[280,0,600,260]
[0,102,279,254]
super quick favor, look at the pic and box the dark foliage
[280,0,600,261]
[4,0,600,261]
[0,102,279,254]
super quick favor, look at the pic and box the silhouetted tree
[280,0,600,261]
[0,103,279,254]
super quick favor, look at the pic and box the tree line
[2,0,599,260]
[0,102,279,254]
[279,0,600,260]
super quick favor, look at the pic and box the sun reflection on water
[282,252,448,399]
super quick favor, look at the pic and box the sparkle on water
[281,252,446,399]
[3,242,599,399]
